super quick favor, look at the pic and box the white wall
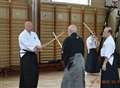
[92,0,105,8]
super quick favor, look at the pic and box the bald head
[68,24,77,36]
[103,27,112,38]
[24,21,33,32]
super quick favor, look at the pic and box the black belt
[89,48,96,51]
[22,49,36,54]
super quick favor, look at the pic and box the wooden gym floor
[0,71,101,88]
[0,69,120,88]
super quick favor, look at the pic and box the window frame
[52,0,91,5]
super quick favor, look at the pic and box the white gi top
[86,35,97,53]
[100,35,115,65]
[18,29,41,58]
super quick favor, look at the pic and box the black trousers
[85,49,100,73]
[101,54,120,88]
[19,51,39,88]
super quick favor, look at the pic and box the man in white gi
[100,27,119,88]
[18,21,42,88]
[85,33,100,74]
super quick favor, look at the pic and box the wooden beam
[26,0,32,20]
[81,9,85,38]
[68,6,72,25]
[53,4,57,60]
[37,0,41,64]
[8,0,12,68]
[94,9,97,34]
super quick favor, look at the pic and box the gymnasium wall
[0,0,106,70]
[40,2,106,63]
[0,0,29,69]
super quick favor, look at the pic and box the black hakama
[85,48,100,73]
[19,51,39,88]
[101,53,120,88]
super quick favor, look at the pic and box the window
[105,0,118,8]
[52,0,91,5]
